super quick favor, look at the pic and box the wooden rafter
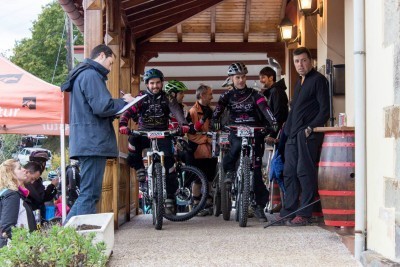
[210,6,216,42]
[243,0,251,42]
[125,0,176,16]
[135,0,224,43]
[177,24,182,42]
[131,0,202,26]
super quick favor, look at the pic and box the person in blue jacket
[61,44,135,222]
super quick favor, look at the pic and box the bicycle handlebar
[129,129,180,137]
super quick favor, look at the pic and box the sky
[0,0,54,56]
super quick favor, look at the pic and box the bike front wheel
[163,165,208,222]
[153,162,164,230]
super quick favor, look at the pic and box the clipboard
[115,94,147,115]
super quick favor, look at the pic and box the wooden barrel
[318,131,355,227]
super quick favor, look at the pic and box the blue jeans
[65,156,107,222]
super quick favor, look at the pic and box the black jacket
[284,69,330,138]
[119,90,187,131]
[25,178,57,211]
[263,78,289,130]
[213,86,276,127]
[0,189,36,247]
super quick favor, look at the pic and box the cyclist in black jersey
[212,62,278,222]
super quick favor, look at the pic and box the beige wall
[364,0,397,260]
[344,0,354,126]
[317,0,345,126]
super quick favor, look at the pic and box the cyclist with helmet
[212,62,278,222]
[164,79,189,130]
[119,69,193,215]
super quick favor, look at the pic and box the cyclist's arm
[254,93,277,126]
[169,98,188,125]
[119,104,139,127]
[212,92,229,121]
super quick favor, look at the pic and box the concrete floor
[108,212,360,267]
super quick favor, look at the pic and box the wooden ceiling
[62,0,288,45]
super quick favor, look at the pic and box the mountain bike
[226,125,266,227]
[130,129,176,230]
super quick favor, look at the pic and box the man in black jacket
[259,66,289,132]
[277,47,329,226]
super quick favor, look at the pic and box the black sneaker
[254,205,267,222]
[224,171,234,185]
[136,168,146,182]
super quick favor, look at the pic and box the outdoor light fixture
[278,17,301,45]
[299,0,323,17]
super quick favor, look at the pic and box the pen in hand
[120,90,125,96]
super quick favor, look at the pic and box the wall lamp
[278,17,301,45]
[299,0,323,17]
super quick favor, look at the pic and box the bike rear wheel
[163,165,208,222]
[153,163,164,230]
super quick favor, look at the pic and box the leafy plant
[0,225,107,267]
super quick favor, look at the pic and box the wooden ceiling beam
[210,6,216,42]
[243,0,251,42]
[135,0,224,43]
[130,0,203,26]
[177,24,182,42]
[125,0,176,15]
[146,60,269,67]
[121,0,153,7]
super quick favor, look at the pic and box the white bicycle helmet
[227,62,248,76]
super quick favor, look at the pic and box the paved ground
[108,212,360,267]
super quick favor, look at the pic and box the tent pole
[60,123,67,223]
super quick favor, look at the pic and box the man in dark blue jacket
[61,44,134,222]
[277,47,329,226]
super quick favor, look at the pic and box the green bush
[0,225,107,267]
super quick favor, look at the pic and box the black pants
[223,132,269,207]
[280,130,323,218]
[127,135,177,199]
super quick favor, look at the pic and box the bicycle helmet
[47,170,58,180]
[164,80,188,95]
[143,68,164,83]
[227,62,248,76]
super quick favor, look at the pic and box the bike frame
[146,137,166,200]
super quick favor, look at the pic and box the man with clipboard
[61,44,137,222]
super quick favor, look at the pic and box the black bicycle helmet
[143,68,164,83]
[227,62,248,76]
[164,80,188,95]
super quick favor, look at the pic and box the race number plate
[219,133,229,144]
[236,126,254,137]
[147,131,165,139]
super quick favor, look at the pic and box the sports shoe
[254,205,267,222]
[270,214,291,226]
[164,199,177,215]
[224,171,234,185]
[286,216,311,226]
[136,168,146,182]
